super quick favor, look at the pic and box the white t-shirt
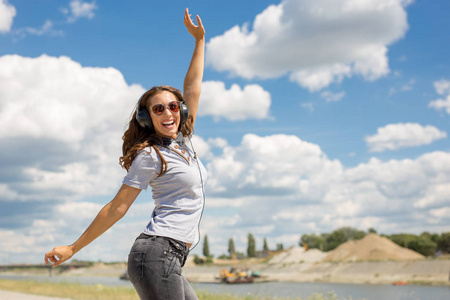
[123,133,207,245]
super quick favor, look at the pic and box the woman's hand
[184,8,205,41]
[44,245,75,268]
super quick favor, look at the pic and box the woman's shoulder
[134,146,160,165]
[137,146,153,155]
[124,146,160,188]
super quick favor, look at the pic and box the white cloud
[429,207,450,219]
[434,79,450,95]
[0,54,144,202]
[198,81,271,121]
[2,130,450,263]
[206,0,410,91]
[401,78,416,91]
[0,0,16,32]
[365,123,447,152]
[190,135,211,159]
[9,0,96,38]
[63,0,97,23]
[321,91,346,102]
[301,102,314,112]
[206,134,343,197]
[14,20,64,37]
[198,133,450,256]
[429,79,450,114]
[389,78,416,95]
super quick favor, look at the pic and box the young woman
[45,8,206,300]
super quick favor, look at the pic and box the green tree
[228,238,235,258]
[325,227,366,251]
[421,231,440,244]
[389,233,415,248]
[408,235,437,256]
[389,233,437,256]
[340,227,366,240]
[437,232,450,253]
[368,228,377,234]
[203,235,210,257]
[247,233,256,257]
[276,243,284,251]
[300,234,325,250]
[325,230,346,251]
[193,255,203,264]
[263,238,269,252]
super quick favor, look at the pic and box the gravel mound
[269,246,326,264]
[322,233,425,262]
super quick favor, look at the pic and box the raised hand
[184,8,205,41]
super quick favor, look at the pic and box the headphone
[136,92,189,131]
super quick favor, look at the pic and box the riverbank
[3,258,448,287]
[0,279,344,300]
[186,260,449,286]
[182,258,450,286]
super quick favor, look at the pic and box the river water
[1,274,449,300]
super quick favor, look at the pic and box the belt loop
[181,250,189,267]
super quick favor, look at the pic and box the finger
[184,14,193,27]
[44,250,54,263]
[185,18,195,29]
[45,256,55,264]
[52,260,62,268]
[196,15,203,29]
[184,9,192,21]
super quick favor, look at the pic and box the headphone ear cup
[179,102,189,125]
[136,94,153,130]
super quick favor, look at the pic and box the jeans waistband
[136,233,189,267]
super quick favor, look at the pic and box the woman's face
[148,91,180,139]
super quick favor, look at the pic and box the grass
[0,279,138,300]
[0,279,348,300]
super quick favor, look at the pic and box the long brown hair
[119,86,194,175]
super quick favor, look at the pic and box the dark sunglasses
[151,101,181,115]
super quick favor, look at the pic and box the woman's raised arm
[183,8,205,128]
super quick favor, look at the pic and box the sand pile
[322,233,425,262]
[269,246,326,264]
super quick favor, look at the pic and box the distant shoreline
[2,258,449,287]
[183,259,450,287]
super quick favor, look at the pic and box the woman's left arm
[183,8,205,128]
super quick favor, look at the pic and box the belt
[136,233,189,267]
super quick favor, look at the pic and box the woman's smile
[150,91,181,139]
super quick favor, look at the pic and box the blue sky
[0,0,449,264]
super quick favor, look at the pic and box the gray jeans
[128,234,198,300]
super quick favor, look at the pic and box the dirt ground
[181,258,450,285]
[0,290,70,300]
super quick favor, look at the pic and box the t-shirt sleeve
[122,149,159,190]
